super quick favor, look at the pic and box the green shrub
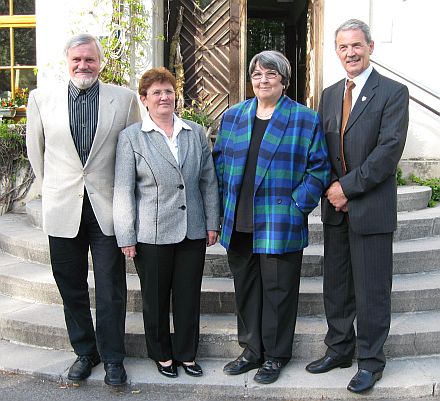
[410,174,440,207]
[396,167,406,185]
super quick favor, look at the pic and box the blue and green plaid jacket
[212,95,330,254]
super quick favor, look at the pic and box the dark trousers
[49,194,127,363]
[227,231,303,364]
[323,217,393,373]
[134,237,206,362]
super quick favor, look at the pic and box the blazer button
[179,205,186,210]
[177,184,184,190]
[277,199,282,204]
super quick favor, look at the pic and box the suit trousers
[49,193,127,363]
[227,231,303,364]
[134,238,206,362]
[323,216,393,372]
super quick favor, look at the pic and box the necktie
[340,80,356,174]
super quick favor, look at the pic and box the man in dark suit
[305,19,409,393]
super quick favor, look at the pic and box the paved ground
[1,371,439,401]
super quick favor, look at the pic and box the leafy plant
[15,88,29,107]
[179,100,215,128]
[410,174,440,207]
[0,97,17,108]
[396,167,407,186]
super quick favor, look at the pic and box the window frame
[0,0,36,100]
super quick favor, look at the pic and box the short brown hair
[138,67,176,96]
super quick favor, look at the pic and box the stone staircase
[0,185,439,399]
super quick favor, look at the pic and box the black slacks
[323,216,393,373]
[134,237,206,362]
[227,231,303,364]
[49,193,127,363]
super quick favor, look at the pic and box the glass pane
[0,0,10,15]
[0,69,11,98]
[13,0,35,15]
[15,68,36,94]
[0,28,11,65]
[14,28,36,65]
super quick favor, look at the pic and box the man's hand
[325,181,348,211]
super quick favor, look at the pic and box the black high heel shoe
[179,361,203,377]
[155,361,178,378]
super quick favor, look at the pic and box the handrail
[371,59,440,117]
[371,59,440,100]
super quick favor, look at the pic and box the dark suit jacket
[320,68,409,235]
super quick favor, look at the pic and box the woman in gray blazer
[113,67,220,378]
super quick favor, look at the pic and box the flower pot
[0,108,17,118]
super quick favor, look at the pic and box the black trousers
[227,231,303,364]
[323,217,393,373]
[49,193,127,363]
[134,238,206,362]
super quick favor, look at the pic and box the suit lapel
[147,131,180,169]
[344,69,378,133]
[333,80,345,133]
[254,96,289,191]
[178,129,189,168]
[86,83,116,166]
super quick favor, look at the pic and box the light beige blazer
[26,81,141,238]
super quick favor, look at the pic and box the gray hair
[64,33,104,63]
[248,50,291,90]
[335,19,372,47]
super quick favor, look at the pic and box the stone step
[0,292,439,360]
[1,340,439,400]
[1,213,440,278]
[24,194,440,247]
[26,185,433,226]
[1,251,439,316]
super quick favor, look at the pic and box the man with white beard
[26,33,141,386]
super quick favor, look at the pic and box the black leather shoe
[179,361,203,377]
[253,360,283,384]
[67,354,101,381]
[155,361,178,378]
[347,369,382,393]
[223,355,261,375]
[305,355,352,374]
[104,363,127,386]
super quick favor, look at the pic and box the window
[0,0,36,102]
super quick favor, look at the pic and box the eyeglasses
[250,71,279,80]
[148,89,175,97]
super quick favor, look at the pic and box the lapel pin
[362,96,367,102]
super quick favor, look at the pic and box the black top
[235,117,270,233]
[68,80,99,165]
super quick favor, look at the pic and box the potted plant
[0,96,17,119]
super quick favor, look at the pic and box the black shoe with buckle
[223,355,262,376]
[305,355,352,374]
[253,360,283,384]
[67,353,101,381]
[104,362,127,386]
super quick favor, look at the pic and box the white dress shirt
[346,64,373,110]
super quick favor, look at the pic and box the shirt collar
[346,64,373,88]
[141,112,192,137]
[68,79,99,101]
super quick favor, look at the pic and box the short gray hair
[64,33,104,63]
[335,19,372,48]
[248,50,291,90]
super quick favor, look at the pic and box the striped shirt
[68,80,99,165]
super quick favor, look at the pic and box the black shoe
[179,361,203,377]
[253,360,283,384]
[305,355,352,374]
[155,361,178,378]
[104,363,127,386]
[347,369,383,393]
[67,354,101,381]
[223,355,261,375]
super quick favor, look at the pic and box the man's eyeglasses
[148,89,175,97]
[250,71,279,80]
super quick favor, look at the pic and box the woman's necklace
[256,110,273,119]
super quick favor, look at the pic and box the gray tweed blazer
[113,119,220,247]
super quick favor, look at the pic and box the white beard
[71,75,98,89]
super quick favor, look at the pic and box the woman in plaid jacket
[213,50,330,384]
